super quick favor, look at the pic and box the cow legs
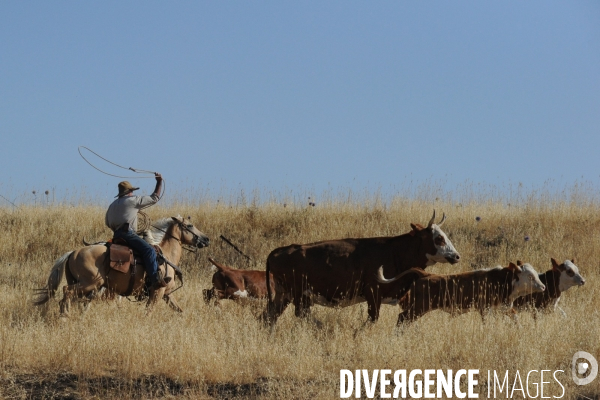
[263,292,290,325]
[365,288,382,322]
[397,311,409,325]
[293,294,312,318]
[203,288,220,306]
[397,301,419,325]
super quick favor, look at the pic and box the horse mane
[143,215,181,245]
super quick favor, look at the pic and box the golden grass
[0,197,598,399]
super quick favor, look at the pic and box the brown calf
[513,258,585,316]
[203,257,274,305]
[378,261,546,324]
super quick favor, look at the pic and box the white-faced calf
[377,261,546,324]
[203,257,274,305]
[513,258,585,316]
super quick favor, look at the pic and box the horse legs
[79,289,98,313]
[146,286,167,314]
[60,282,98,317]
[59,286,73,317]
[163,294,183,312]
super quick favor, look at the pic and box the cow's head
[411,210,460,266]
[509,261,546,301]
[552,258,585,291]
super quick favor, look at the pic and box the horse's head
[171,215,210,249]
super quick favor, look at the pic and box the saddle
[107,239,161,272]
[106,240,180,297]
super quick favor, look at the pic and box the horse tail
[33,251,73,305]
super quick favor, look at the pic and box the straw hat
[116,181,139,197]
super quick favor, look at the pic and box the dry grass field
[0,193,598,399]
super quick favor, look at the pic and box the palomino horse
[34,215,209,316]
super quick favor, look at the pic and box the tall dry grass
[0,194,598,399]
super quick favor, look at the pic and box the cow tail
[33,251,73,305]
[266,258,273,303]
[208,257,228,271]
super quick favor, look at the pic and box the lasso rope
[78,145,166,233]
[78,146,157,179]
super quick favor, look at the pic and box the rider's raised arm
[152,173,163,198]
[134,173,162,209]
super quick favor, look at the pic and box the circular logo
[572,351,598,386]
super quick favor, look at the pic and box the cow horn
[427,210,436,228]
[437,213,447,227]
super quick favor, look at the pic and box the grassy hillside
[0,198,598,399]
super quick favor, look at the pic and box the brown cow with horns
[263,210,461,325]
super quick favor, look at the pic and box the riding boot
[151,277,168,290]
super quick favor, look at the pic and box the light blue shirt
[105,193,159,232]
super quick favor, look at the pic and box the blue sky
[1,2,599,204]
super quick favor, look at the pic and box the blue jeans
[113,229,160,283]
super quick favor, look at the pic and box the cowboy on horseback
[105,173,167,290]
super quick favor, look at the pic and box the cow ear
[551,258,559,270]
[571,258,576,264]
[409,223,418,236]
[516,260,523,266]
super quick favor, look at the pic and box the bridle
[150,218,205,253]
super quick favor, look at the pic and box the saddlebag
[109,244,133,273]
